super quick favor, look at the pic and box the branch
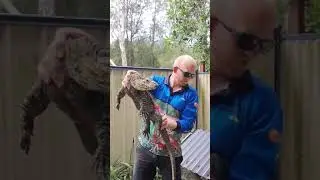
[0,0,21,14]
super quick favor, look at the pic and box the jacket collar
[164,74,189,94]
[211,70,254,105]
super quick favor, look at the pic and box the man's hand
[161,114,178,130]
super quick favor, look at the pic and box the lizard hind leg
[140,112,151,139]
[142,119,151,139]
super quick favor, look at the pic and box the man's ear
[173,67,178,73]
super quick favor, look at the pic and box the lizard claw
[92,148,107,179]
[20,133,31,155]
[116,104,120,110]
[142,130,150,139]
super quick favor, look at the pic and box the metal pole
[195,70,199,130]
[274,25,282,98]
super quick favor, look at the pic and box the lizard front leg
[115,87,126,110]
[20,79,50,154]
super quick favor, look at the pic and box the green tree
[276,0,320,33]
[305,0,320,33]
[166,0,210,71]
[157,45,193,68]
[110,40,122,65]
[110,38,161,67]
[133,38,160,67]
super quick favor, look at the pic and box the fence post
[199,61,206,72]
[273,25,283,180]
[195,67,200,130]
[274,25,283,98]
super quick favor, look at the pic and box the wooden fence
[109,66,210,163]
[278,38,320,180]
[0,15,108,180]
[241,37,320,180]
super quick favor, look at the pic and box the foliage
[166,0,210,71]
[305,0,320,33]
[110,160,133,180]
[133,39,160,67]
[110,39,193,68]
[110,0,207,69]
[275,0,288,26]
[7,0,107,18]
[111,39,161,67]
[275,0,320,33]
[157,44,193,68]
[110,160,162,180]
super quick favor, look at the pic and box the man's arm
[175,91,198,132]
[148,75,159,92]
[228,90,283,180]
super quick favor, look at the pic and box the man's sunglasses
[176,67,195,78]
[212,17,275,54]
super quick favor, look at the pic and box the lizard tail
[168,145,176,180]
[161,130,176,180]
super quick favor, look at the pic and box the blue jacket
[150,74,198,133]
[211,71,283,180]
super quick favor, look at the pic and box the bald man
[211,0,283,180]
[122,55,199,180]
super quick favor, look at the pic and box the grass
[110,160,162,180]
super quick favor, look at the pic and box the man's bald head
[171,55,197,87]
[173,55,197,72]
[211,0,277,78]
[213,0,277,38]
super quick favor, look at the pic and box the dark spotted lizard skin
[115,70,177,180]
[19,27,109,180]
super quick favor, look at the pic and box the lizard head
[126,70,158,91]
[64,33,110,92]
[38,28,110,92]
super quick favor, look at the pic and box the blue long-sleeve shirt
[211,71,283,180]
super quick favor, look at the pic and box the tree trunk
[151,0,157,67]
[0,0,20,14]
[38,0,55,16]
[286,0,305,33]
[119,0,128,66]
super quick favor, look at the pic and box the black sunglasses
[176,67,195,78]
[213,17,275,54]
